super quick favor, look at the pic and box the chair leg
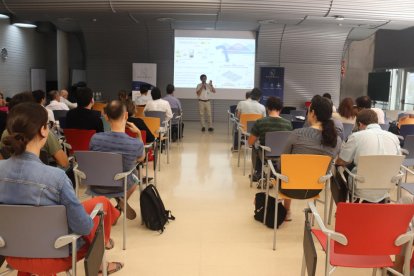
[372,268,377,276]
[328,195,334,225]
[237,131,241,167]
[250,161,254,188]
[243,137,247,176]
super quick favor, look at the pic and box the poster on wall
[259,67,284,104]
[132,63,157,102]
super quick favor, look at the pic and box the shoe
[285,210,292,221]
[118,198,137,220]
[208,127,214,132]
[201,127,206,132]
[99,261,124,275]
[105,238,115,250]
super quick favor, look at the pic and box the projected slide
[174,37,255,89]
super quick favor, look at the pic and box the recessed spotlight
[157,17,175,22]
[0,14,9,19]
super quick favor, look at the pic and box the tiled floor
[2,122,390,275]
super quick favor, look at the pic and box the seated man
[46,90,69,111]
[59,89,77,109]
[248,97,292,181]
[0,92,69,169]
[135,85,152,106]
[144,87,173,122]
[233,88,266,150]
[66,87,104,133]
[89,100,145,220]
[335,109,401,203]
[32,89,55,123]
[163,84,184,141]
[355,95,385,124]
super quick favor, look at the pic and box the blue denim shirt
[0,152,93,236]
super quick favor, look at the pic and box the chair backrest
[403,135,414,159]
[280,154,332,190]
[400,124,414,138]
[63,129,96,153]
[125,128,147,144]
[92,102,107,114]
[280,114,292,121]
[355,155,405,190]
[399,117,414,126]
[53,110,68,120]
[145,111,166,123]
[58,117,67,129]
[138,116,160,137]
[342,123,354,141]
[74,151,123,187]
[246,121,255,134]
[290,110,307,117]
[0,205,68,258]
[135,106,145,117]
[334,203,414,255]
[171,108,181,125]
[379,123,389,131]
[239,113,262,132]
[291,120,305,130]
[229,105,237,115]
[264,131,292,157]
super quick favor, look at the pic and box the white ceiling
[1,0,414,40]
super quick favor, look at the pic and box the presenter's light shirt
[196,83,214,101]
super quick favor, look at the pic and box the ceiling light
[334,15,345,21]
[13,22,37,28]
[0,14,9,19]
[157,17,175,22]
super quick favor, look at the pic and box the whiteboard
[31,68,46,91]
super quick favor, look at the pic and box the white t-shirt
[135,94,152,106]
[144,99,173,121]
[371,107,385,124]
[46,100,69,111]
[196,83,214,101]
[236,99,266,117]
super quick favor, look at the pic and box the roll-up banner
[259,67,284,105]
[132,63,157,102]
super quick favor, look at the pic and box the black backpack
[140,184,175,233]
[254,192,286,229]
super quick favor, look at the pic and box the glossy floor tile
[2,122,401,275]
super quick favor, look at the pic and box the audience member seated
[0,102,123,275]
[0,92,69,168]
[32,89,55,122]
[322,93,337,112]
[66,87,104,133]
[163,84,184,141]
[144,87,173,122]
[89,100,145,220]
[46,90,70,111]
[248,96,292,181]
[335,109,401,203]
[355,95,385,124]
[0,92,6,136]
[232,88,266,151]
[125,99,155,143]
[135,85,152,106]
[280,95,342,221]
[332,97,356,124]
[59,89,77,109]
[118,89,129,102]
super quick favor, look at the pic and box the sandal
[105,238,114,250]
[99,261,124,275]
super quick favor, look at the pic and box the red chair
[307,202,414,276]
[125,129,147,144]
[63,129,96,154]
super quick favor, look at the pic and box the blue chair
[290,110,307,117]
[292,120,305,129]
[400,124,414,139]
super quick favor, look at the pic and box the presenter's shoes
[201,127,206,132]
[208,127,214,132]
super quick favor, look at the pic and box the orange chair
[308,202,414,276]
[266,154,332,250]
[92,102,107,115]
[135,106,145,118]
[63,129,96,154]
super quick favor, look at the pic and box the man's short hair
[9,92,35,110]
[48,90,59,101]
[322,93,332,100]
[166,84,175,94]
[77,87,93,108]
[104,100,126,120]
[356,96,372,109]
[356,109,378,126]
[250,88,262,101]
[140,85,149,94]
[151,87,161,100]
[32,90,46,104]
[200,74,207,80]
[266,96,283,111]
[245,91,251,99]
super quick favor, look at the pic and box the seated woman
[0,102,123,276]
[280,95,342,221]
[125,99,155,143]
[332,97,356,124]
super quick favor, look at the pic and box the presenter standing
[196,74,216,132]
